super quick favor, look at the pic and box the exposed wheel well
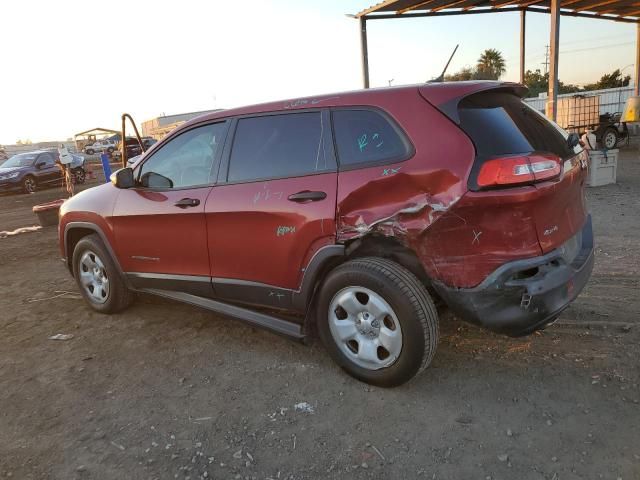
[345,234,432,288]
[65,227,96,270]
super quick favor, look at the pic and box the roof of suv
[178,81,525,133]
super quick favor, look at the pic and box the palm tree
[476,49,506,80]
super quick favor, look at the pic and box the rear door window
[38,153,54,166]
[332,109,410,168]
[458,92,576,160]
[227,112,329,183]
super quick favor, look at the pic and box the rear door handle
[174,198,200,208]
[287,190,327,203]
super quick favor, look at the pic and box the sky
[0,0,636,144]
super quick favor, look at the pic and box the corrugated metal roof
[356,0,640,21]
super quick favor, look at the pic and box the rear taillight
[476,154,562,188]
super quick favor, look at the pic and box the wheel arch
[299,234,438,336]
[64,222,129,286]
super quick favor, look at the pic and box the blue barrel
[100,153,112,183]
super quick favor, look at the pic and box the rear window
[458,92,575,160]
[332,109,409,168]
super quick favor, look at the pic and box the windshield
[1,153,36,168]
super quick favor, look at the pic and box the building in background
[142,110,222,140]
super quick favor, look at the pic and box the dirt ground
[0,150,638,480]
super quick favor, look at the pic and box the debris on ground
[48,333,74,341]
[294,402,315,414]
[0,225,42,239]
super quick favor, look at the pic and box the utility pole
[542,45,550,74]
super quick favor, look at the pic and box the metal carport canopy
[354,0,640,121]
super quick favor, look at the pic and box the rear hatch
[424,85,587,254]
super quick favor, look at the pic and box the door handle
[287,190,327,203]
[174,198,200,208]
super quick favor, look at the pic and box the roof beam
[492,0,522,7]
[432,0,471,11]
[560,0,589,6]
[397,0,439,13]
[356,0,399,17]
[597,1,640,14]
[358,5,639,22]
[575,0,630,12]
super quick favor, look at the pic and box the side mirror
[567,132,580,149]
[140,171,173,189]
[35,161,46,169]
[110,167,135,189]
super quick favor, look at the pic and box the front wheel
[72,234,134,313]
[317,257,439,387]
[86,149,95,155]
[22,176,36,194]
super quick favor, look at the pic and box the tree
[476,49,506,80]
[444,66,475,81]
[583,69,631,91]
[523,69,581,98]
[444,49,507,81]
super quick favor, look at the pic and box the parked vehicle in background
[595,112,627,149]
[59,82,594,386]
[0,147,8,161]
[44,148,87,185]
[0,150,86,193]
[113,137,157,163]
[83,139,116,155]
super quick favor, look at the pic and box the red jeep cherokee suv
[59,82,594,387]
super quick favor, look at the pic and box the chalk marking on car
[131,255,160,261]
[276,226,296,237]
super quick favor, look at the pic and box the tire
[86,149,94,155]
[107,147,114,154]
[73,168,86,184]
[72,234,134,314]
[22,175,36,194]
[317,257,439,387]
[602,128,618,149]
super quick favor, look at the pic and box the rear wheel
[86,148,95,155]
[73,168,86,184]
[72,234,134,313]
[602,128,618,149]
[22,176,36,194]
[317,257,439,387]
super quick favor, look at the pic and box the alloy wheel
[328,286,403,370]
[23,177,36,193]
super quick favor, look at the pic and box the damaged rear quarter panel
[336,88,476,281]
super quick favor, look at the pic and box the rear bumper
[433,215,594,337]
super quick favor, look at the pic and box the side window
[332,109,409,168]
[227,112,328,183]
[138,122,227,189]
[38,153,54,166]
